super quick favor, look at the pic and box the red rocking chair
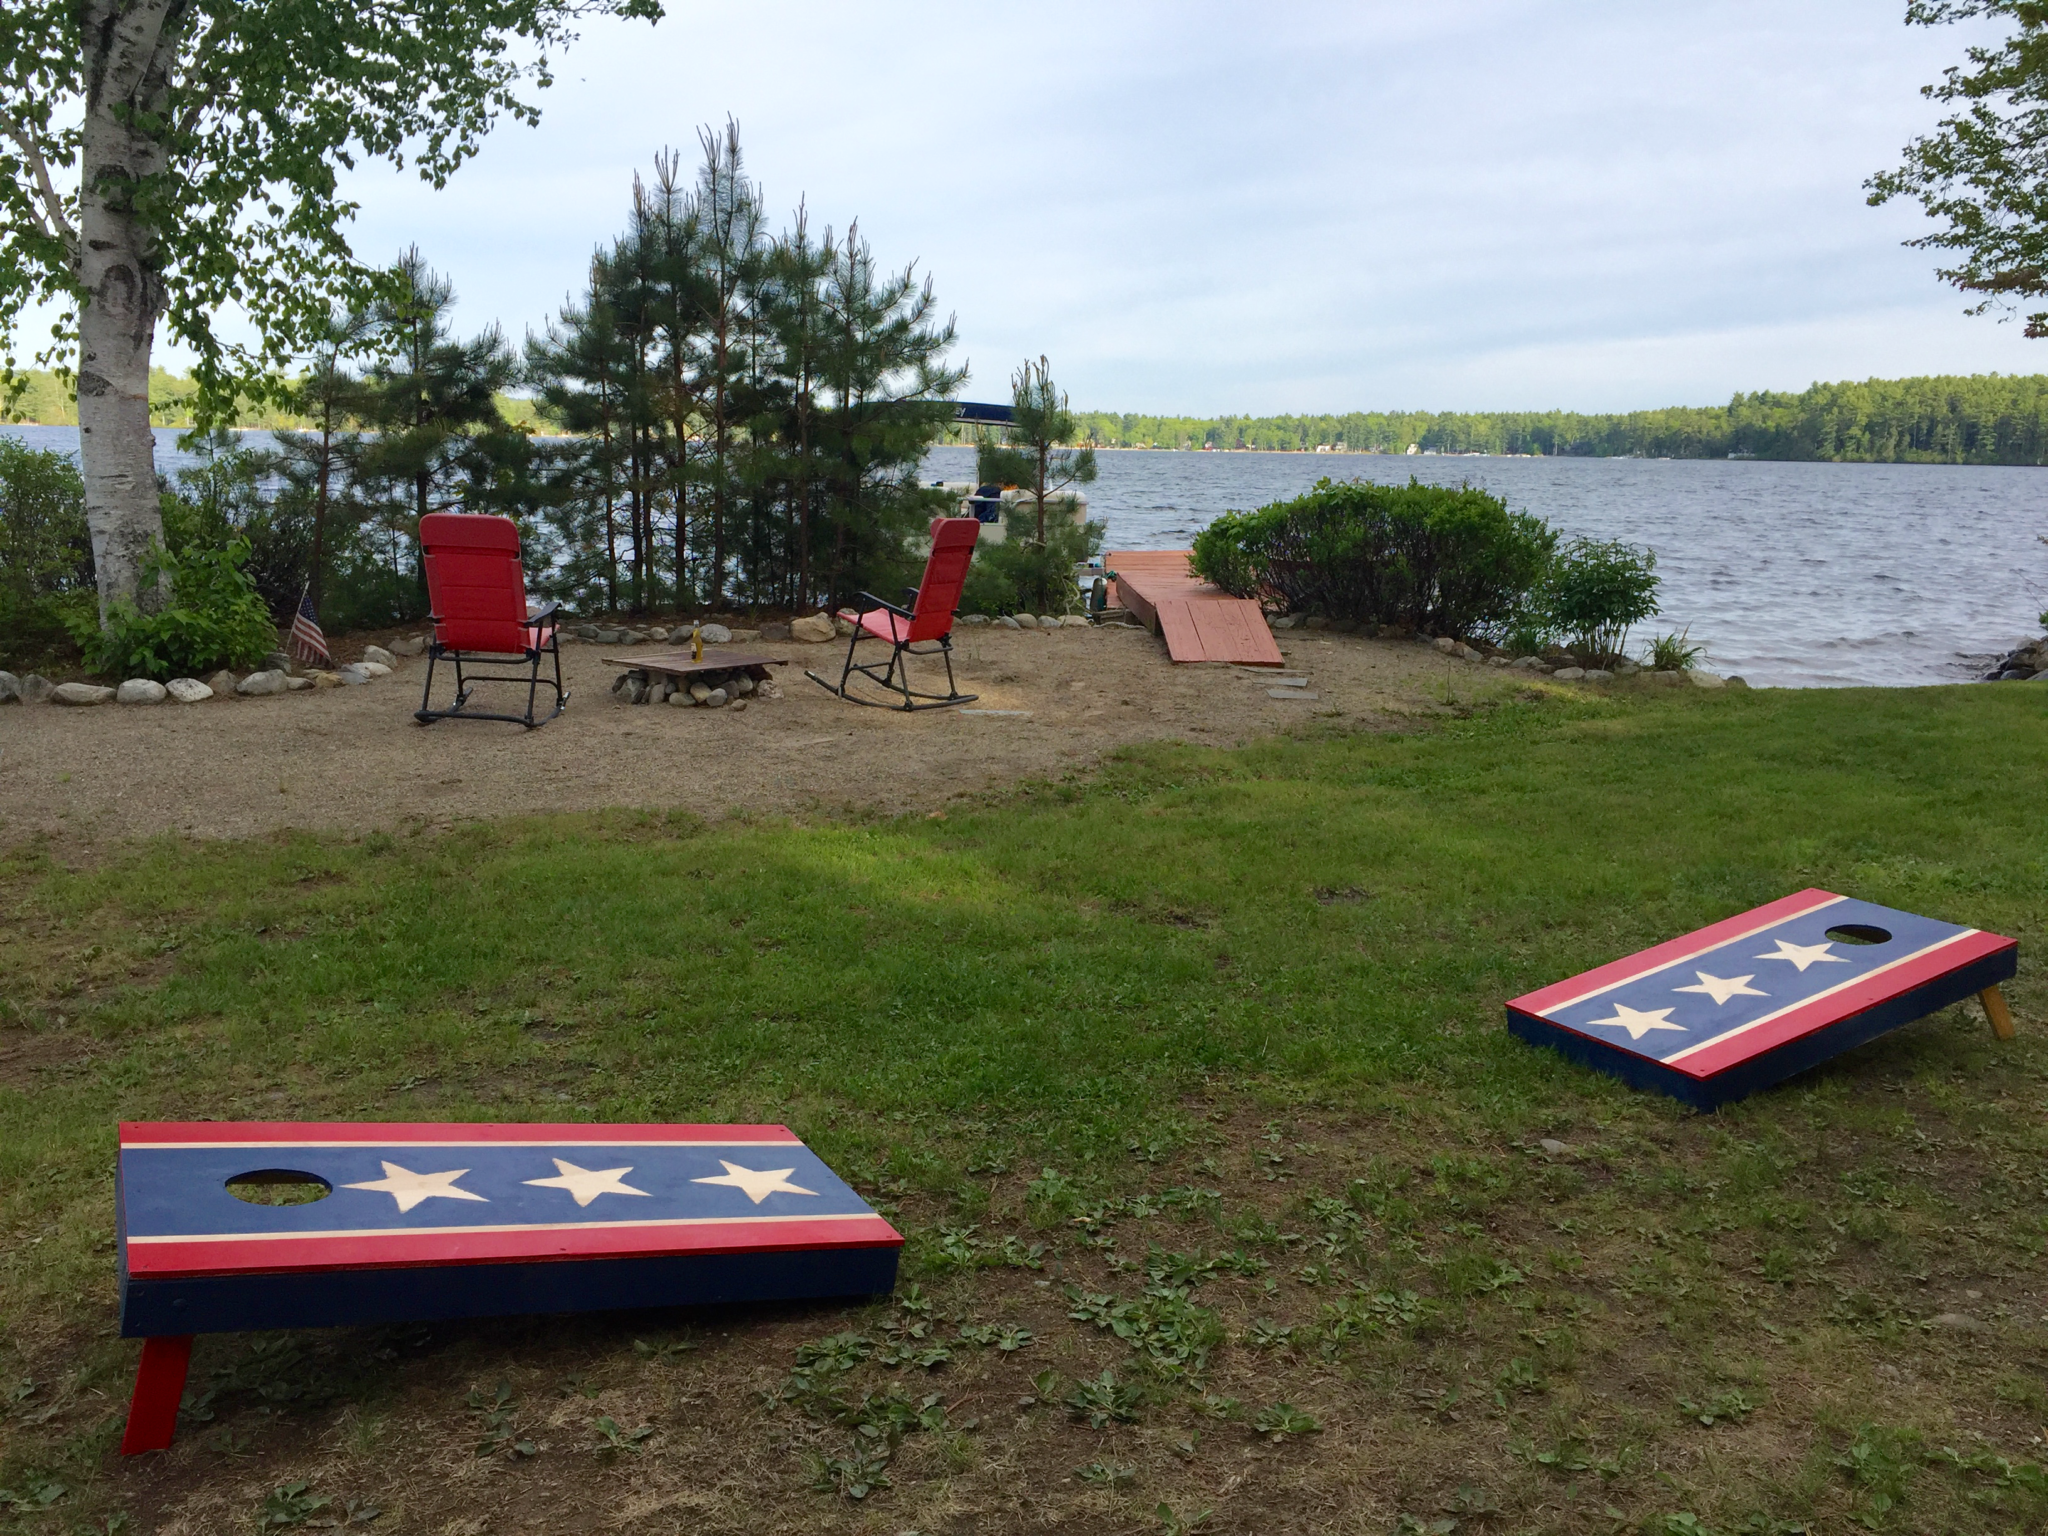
[808,517,981,710]
[415,512,567,729]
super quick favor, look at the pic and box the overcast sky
[174,2,2048,412]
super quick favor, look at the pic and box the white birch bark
[75,0,179,621]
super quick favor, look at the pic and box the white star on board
[523,1158,651,1208]
[1672,970,1770,1006]
[343,1162,488,1213]
[1581,1003,1687,1041]
[690,1161,818,1205]
[1754,939,1852,972]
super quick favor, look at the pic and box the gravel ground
[0,625,1481,848]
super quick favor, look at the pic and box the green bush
[960,502,1105,616]
[1542,538,1660,663]
[75,538,280,680]
[1189,477,1555,638]
[0,439,95,670]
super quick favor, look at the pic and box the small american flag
[289,588,331,666]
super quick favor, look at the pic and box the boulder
[1304,616,1329,630]
[335,664,371,686]
[727,628,760,643]
[698,623,734,645]
[117,678,168,705]
[705,687,729,708]
[1538,1138,1571,1157]
[1014,613,1040,629]
[996,615,1021,630]
[357,661,393,680]
[688,682,712,704]
[575,625,599,639]
[2032,669,2048,682]
[1510,656,1545,671]
[54,682,116,706]
[165,678,213,704]
[619,629,646,645]
[390,635,428,657]
[594,628,623,644]
[19,673,55,703]
[646,627,669,642]
[1434,636,1458,653]
[1487,656,1511,667]
[956,614,988,628]
[623,677,649,705]
[1581,669,1613,683]
[262,649,293,675]
[833,616,855,637]
[1551,667,1586,681]
[732,673,757,696]
[286,676,314,691]
[731,699,748,712]
[237,670,290,696]
[1690,671,1728,690]
[789,615,837,644]
[1062,614,1091,628]
[667,688,693,707]
[758,621,793,641]
[1270,615,1298,630]
[0,671,17,703]
[1612,658,1641,675]
[205,671,238,697]
[311,672,341,689]
[1725,676,1751,689]
[361,644,398,669]
[1645,670,1685,687]
[1454,643,1483,662]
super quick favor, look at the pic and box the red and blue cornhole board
[116,1122,901,1453]
[1506,890,2018,1110]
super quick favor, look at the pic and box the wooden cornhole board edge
[605,650,791,680]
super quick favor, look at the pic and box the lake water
[6,425,2043,688]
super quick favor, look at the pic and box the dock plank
[1106,549,1282,666]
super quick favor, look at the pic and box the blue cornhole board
[1505,889,2017,1110]
[115,1121,900,1451]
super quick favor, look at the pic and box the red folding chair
[808,518,981,710]
[415,512,567,729]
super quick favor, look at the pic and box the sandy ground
[0,625,1482,846]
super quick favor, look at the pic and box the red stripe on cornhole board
[121,1122,801,1147]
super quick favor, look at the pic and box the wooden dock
[1106,550,1284,667]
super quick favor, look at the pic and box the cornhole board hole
[1505,889,2018,1110]
[115,1122,901,1453]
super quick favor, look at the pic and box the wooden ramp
[1107,550,1284,667]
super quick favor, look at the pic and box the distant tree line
[1065,373,2048,464]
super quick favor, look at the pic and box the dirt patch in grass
[0,626,1483,848]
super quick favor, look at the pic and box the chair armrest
[523,600,562,626]
[856,591,915,621]
[902,585,921,605]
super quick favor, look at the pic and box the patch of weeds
[1835,1422,1921,1528]
[1197,1393,1242,1421]
[0,1477,67,1513]
[1029,1368,1062,1405]
[794,1331,873,1373]
[1027,1166,1082,1216]
[1926,1444,2048,1510]
[1066,1284,1224,1377]
[631,1336,695,1362]
[1395,1517,1458,1536]
[1494,1356,1544,1405]
[1678,1390,1756,1427]
[1516,1433,1591,1475]
[811,1442,892,1501]
[1077,1460,1137,1487]
[591,1416,654,1454]
[466,1382,535,1460]
[834,1386,949,1441]
[256,1482,330,1530]
[1251,1402,1320,1440]
[1145,1246,1223,1288]
[1436,1246,1525,1298]
[1066,1369,1145,1428]
[1154,1500,1212,1535]
[921,1224,1046,1272]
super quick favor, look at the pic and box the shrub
[1189,477,1555,638]
[1645,628,1703,671]
[1542,538,1660,663]
[76,538,280,680]
[0,439,95,670]
[961,501,1105,616]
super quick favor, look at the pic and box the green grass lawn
[2,682,2045,1534]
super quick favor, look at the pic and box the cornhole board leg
[120,1335,192,1454]
[1980,985,2016,1041]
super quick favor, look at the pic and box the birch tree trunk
[76,0,178,622]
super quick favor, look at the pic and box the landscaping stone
[205,671,237,696]
[311,672,340,689]
[1613,658,1640,675]
[2032,669,2048,682]
[1930,1312,1989,1334]
[688,682,712,704]
[1690,671,1728,690]
[790,615,836,644]
[237,670,289,697]
[117,679,168,705]
[699,623,733,644]
[54,682,116,705]
[1539,1138,1571,1157]
[667,688,692,707]
[706,687,729,707]
[1304,616,1329,630]
[20,673,55,703]
[165,678,212,703]
[287,676,314,691]
[956,614,988,627]
[334,665,371,687]
[361,645,398,668]
[1551,667,1586,681]
[1581,669,1613,683]
[1038,615,1061,629]
[646,627,669,642]
[731,698,747,712]
[262,649,293,675]
[619,629,646,644]
[1645,670,1685,686]
[995,615,1021,629]
[758,620,793,640]
[1270,615,1298,629]
[1454,643,1483,662]
[727,628,759,642]
[1058,615,1087,627]
[594,628,623,643]
[1487,655,1511,667]
[357,661,393,680]
[833,616,855,637]
[0,671,17,703]
[575,625,600,639]
[1433,636,1458,653]
[623,677,649,705]
[1510,657,1545,670]
[1726,676,1751,689]
[733,673,756,696]
[1014,613,1040,629]
[390,635,428,657]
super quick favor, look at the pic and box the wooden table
[115,1121,900,1452]
[605,650,790,682]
